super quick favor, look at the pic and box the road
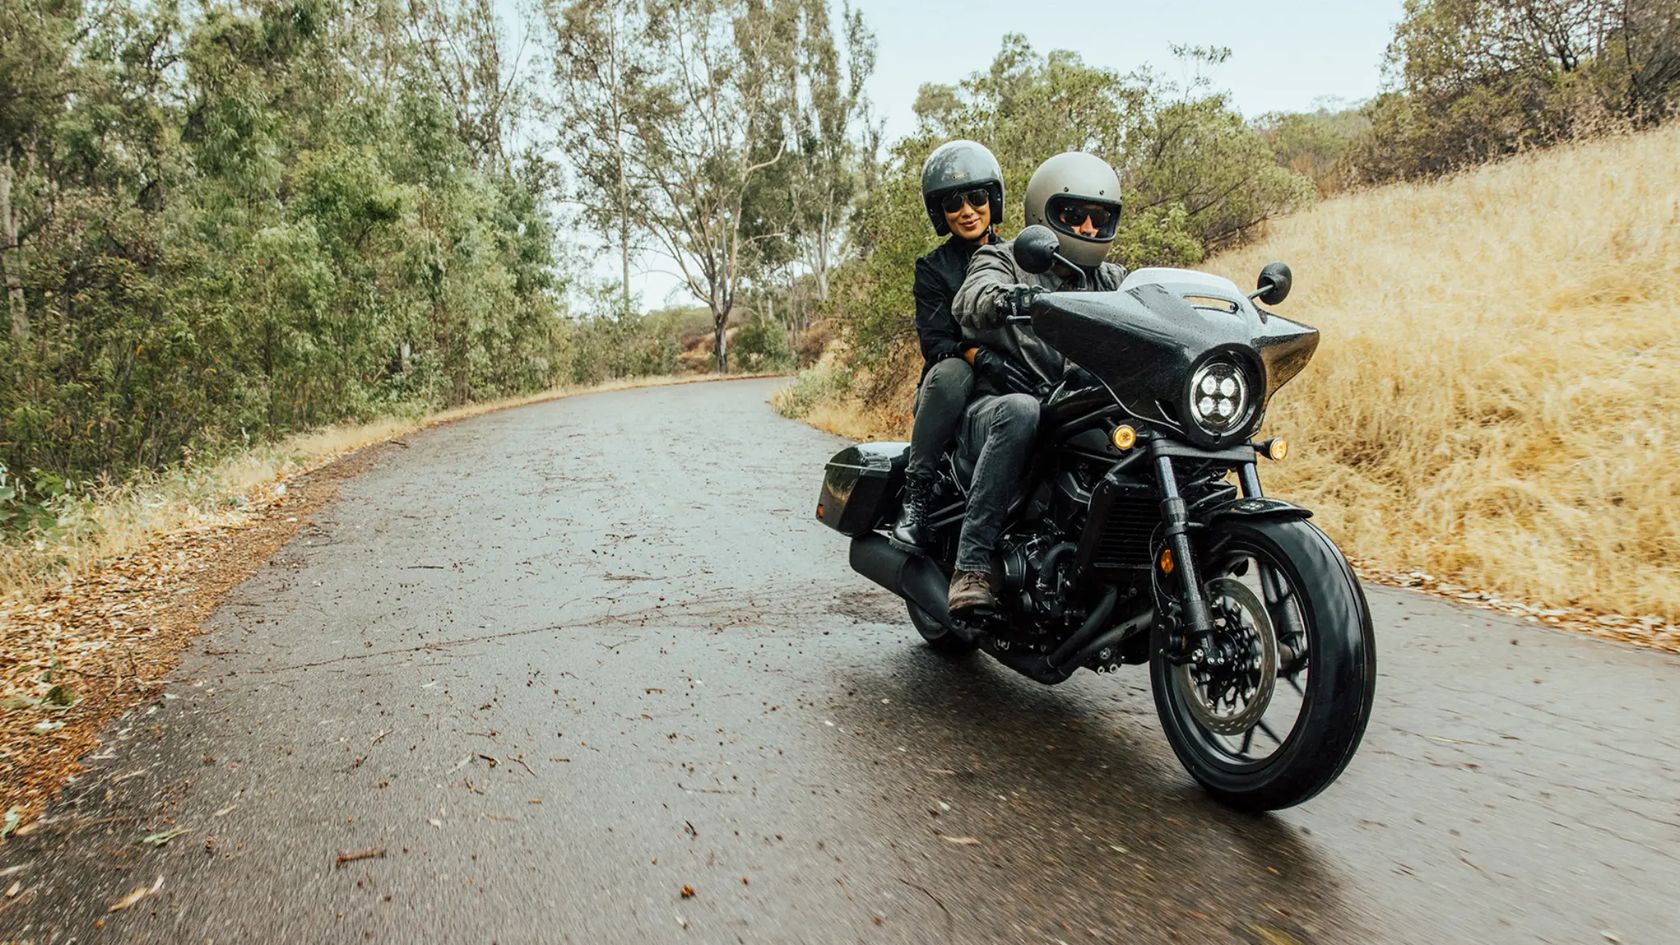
[2,378,1676,945]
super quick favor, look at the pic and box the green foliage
[1257,104,1372,195]
[1350,0,1680,182]
[0,0,577,530]
[566,313,683,386]
[771,359,853,420]
[731,313,794,373]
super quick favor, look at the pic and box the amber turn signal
[1111,424,1137,451]
[1158,547,1174,574]
[1258,437,1289,461]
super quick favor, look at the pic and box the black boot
[888,473,934,551]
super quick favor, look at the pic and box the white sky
[560,0,1408,308]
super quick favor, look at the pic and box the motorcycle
[814,225,1375,811]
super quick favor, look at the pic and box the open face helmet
[921,140,1004,236]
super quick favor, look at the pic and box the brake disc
[1174,576,1278,736]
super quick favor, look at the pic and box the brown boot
[948,569,997,617]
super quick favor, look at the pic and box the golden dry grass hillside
[781,123,1680,624]
[1208,125,1679,623]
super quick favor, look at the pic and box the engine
[993,529,1084,644]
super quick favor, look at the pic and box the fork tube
[1151,444,1215,656]
[1237,462,1263,499]
[1237,462,1305,646]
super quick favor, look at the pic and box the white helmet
[1023,151,1122,268]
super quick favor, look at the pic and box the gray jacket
[952,240,1126,392]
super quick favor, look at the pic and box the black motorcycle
[814,226,1375,811]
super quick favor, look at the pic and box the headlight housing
[1186,359,1253,440]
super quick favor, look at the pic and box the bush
[730,313,794,373]
[770,359,854,419]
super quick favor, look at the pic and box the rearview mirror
[1014,225,1059,275]
[1256,262,1292,306]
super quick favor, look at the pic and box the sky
[576,0,1408,308]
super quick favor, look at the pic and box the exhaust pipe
[849,534,974,643]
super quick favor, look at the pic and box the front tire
[1150,517,1375,811]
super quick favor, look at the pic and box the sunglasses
[939,188,992,215]
[1054,201,1117,231]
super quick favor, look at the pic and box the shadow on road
[823,641,1375,943]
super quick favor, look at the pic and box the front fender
[1198,496,1312,529]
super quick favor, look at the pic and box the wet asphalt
[1,377,1676,945]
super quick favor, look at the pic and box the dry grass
[0,372,767,603]
[785,124,1680,627]
[1206,125,1680,623]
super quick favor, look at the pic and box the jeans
[953,392,1039,572]
[907,357,974,480]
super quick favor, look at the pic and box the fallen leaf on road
[5,880,21,897]
[108,875,163,911]
[940,836,981,846]
[334,847,386,868]
[212,804,238,818]
[680,884,695,898]
[141,826,190,847]
[428,818,443,828]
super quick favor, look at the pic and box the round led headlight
[1188,361,1249,435]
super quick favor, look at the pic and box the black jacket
[912,237,984,378]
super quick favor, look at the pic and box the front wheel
[1150,517,1375,811]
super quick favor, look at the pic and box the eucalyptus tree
[549,0,839,372]
[546,0,646,315]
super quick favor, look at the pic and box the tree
[547,0,645,316]
[1352,0,1680,181]
[547,0,803,372]
[0,0,83,340]
[777,0,876,308]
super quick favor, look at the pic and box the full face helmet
[1023,151,1122,268]
[920,140,1004,236]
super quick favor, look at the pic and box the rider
[945,151,1129,615]
[889,140,1031,551]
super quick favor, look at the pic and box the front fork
[1153,442,1302,665]
[1151,443,1217,664]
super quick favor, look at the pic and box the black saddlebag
[815,442,909,536]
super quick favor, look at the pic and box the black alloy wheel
[1149,517,1376,811]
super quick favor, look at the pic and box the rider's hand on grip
[1004,284,1047,320]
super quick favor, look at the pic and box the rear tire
[1150,517,1375,811]
[908,601,978,655]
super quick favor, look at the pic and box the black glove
[972,347,1037,396]
[1002,284,1048,319]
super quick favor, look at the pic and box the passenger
[890,140,1032,552]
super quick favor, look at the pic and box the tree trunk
[0,161,26,341]
[713,307,729,373]
[610,13,633,316]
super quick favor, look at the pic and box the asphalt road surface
[3,378,1677,945]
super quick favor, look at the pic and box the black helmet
[921,140,1004,236]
